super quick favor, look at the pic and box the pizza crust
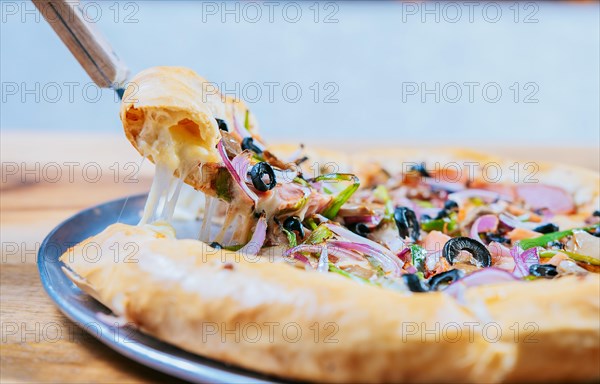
[74,66,600,381]
[60,222,600,383]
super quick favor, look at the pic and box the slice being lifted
[60,66,600,383]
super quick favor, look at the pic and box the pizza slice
[60,66,600,382]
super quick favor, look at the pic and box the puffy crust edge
[60,223,600,383]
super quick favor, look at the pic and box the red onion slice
[217,140,258,204]
[510,246,539,278]
[443,267,519,298]
[291,253,310,265]
[238,215,267,256]
[470,214,499,244]
[284,238,402,277]
[327,240,402,277]
[284,243,362,262]
[498,212,540,231]
[397,247,411,263]
[324,223,404,276]
[317,247,329,273]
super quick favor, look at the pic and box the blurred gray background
[1,1,599,148]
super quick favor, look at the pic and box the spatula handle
[32,0,129,89]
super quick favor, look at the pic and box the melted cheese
[139,160,174,225]
[199,195,216,242]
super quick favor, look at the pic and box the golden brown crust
[60,223,600,383]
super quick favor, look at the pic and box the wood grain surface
[1,132,598,383]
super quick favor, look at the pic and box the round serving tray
[38,194,280,384]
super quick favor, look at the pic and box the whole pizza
[60,67,600,383]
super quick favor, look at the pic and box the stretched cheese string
[214,206,237,243]
[199,195,216,242]
[139,160,173,225]
[160,177,185,221]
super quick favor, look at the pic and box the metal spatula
[32,0,129,98]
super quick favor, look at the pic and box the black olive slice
[443,237,492,267]
[532,223,559,234]
[348,222,370,238]
[215,118,228,132]
[486,234,509,244]
[209,242,223,249]
[250,162,276,192]
[241,137,263,154]
[428,269,465,291]
[402,274,429,292]
[410,162,430,177]
[283,216,305,238]
[394,207,420,241]
[529,263,558,278]
[444,200,459,212]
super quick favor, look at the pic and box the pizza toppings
[532,222,559,234]
[215,118,228,132]
[347,222,371,238]
[238,215,267,256]
[393,207,420,241]
[249,162,277,192]
[283,216,305,239]
[529,264,558,278]
[402,274,429,292]
[121,68,599,296]
[217,140,258,204]
[443,237,492,268]
[241,137,263,154]
[470,214,499,244]
[429,269,465,290]
[510,247,540,278]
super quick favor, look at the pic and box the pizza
[59,66,600,382]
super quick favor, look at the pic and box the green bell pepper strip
[415,200,434,208]
[421,215,458,234]
[282,228,297,248]
[244,109,251,131]
[328,262,375,285]
[519,225,599,250]
[410,244,427,272]
[373,185,394,220]
[214,168,233,202]
[294,177,310,187]
[304,217,318,230]
[539,249,600,266]
[304,224,333,244]
[312,173,360,219]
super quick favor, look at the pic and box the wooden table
[1,132,598,383]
